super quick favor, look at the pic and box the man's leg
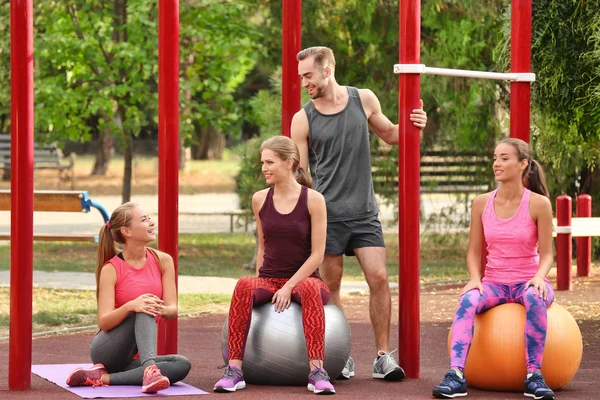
[320,254,344,310]
[353,246,390,352]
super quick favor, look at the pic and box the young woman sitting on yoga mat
[66,202,191,393]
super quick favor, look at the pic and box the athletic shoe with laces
[141,364,170,393]
[337,356,355,380]
[524,372,555,400]
[66,363,108,388]
[372,349,405,381]
[213,365,246,393]
[432,369,467,398]
[307,367,336,395]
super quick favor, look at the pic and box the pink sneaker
[307,367,336,395]
[66,363,107,387]
[141,365,170,393]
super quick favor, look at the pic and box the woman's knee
[234,276,255,292]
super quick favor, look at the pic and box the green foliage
[496,0,600,204]
[235,70,282,211]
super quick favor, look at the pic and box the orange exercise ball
[447,302,582,391]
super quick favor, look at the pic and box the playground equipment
[448,303,582,391]
[220,303,351,386]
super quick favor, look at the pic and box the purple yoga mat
[32,364,208,398]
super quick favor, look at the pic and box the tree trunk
[179,137,189,171]
[192,126,225,160]
[91,127,114,175]
[122,133,133,203]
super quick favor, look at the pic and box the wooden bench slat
[0,234,98,242]
[0,190,86,213]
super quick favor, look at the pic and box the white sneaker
[336,356,355,380]
[372,350,405,381]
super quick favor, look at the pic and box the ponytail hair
[525,159,549,198]
[95,202,137,299]
[497,138,549,198]
[260,136,313,188]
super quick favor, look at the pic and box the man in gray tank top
[291,46,427,383]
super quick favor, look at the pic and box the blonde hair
[260,136,312,188]
[95,202,139,298]
[297,46,336,72]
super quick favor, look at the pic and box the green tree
[25,0,261,202]
[496,0,600,207]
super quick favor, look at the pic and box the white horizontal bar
[394,64,536,82]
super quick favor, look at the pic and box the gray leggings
[90,312,191,386]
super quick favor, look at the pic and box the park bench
[0,134,75,189]
[0,190,109,242]
[372,149,491,197]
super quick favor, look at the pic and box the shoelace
[528,374,548,388]
[310,368,330,382]
[144,366,163,381]
[378,349,398,365]
[83,377,105,388]
[440,372,460,387]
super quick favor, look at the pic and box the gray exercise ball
[221,302,351,386]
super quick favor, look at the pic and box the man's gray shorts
[325,214,385,256]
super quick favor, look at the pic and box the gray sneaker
[336,356,355,380]
[372,350,405,381]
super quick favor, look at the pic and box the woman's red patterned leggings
[227,276,330,361]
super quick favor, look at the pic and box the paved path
[0,270,396,295]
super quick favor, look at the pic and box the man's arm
[360,89,427,145]
[291,110,310,169]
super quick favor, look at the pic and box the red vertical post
[556,195,572,291]
[158,0,180,354]
[510,0,532,143]
[398,0,421,379]
[282,0,302,137]
[9,0,34,390]
[480,241,487,279]
[576,194,592,277]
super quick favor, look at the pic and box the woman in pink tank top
[213,136,337,395]
[66,203,190,393]
[433,139,556,400]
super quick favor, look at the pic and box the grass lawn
[0,232,469,282]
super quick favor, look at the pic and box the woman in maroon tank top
[213,136,336,395]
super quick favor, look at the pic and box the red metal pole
[556,195,572,291]
[576,194,592,277]
[158,0,179,354]
[398,0,421,379]
[282,0,302,137]
[510,0,532,143]
[9,0,34,390]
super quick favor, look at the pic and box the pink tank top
[482,188,540,284]
[107,249,163,308]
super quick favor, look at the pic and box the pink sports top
[482,188,540,284]
[107,249,163,308]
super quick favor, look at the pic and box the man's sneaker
[307,367,336,395]
[524,372,555,400]
[141,365,170,393]
[66,363,108,387]
[337,356,355,380]
[432,370,467,398]
[213,365,246,393]
[372,349,405,381]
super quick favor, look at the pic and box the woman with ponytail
[213,136,335,395]
[433,138,556,400]
[66,203,190,393]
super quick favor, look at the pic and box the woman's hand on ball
[459,279,483,299]
[272,285,293,312]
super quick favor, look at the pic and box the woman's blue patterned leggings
[449,281,555,373]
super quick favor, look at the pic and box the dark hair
[497,138,549,197]
[260,136,312,188]
[297,46,336,72]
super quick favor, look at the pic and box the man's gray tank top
[303,86,379,222]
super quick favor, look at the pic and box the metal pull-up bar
[394,64,536,82]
